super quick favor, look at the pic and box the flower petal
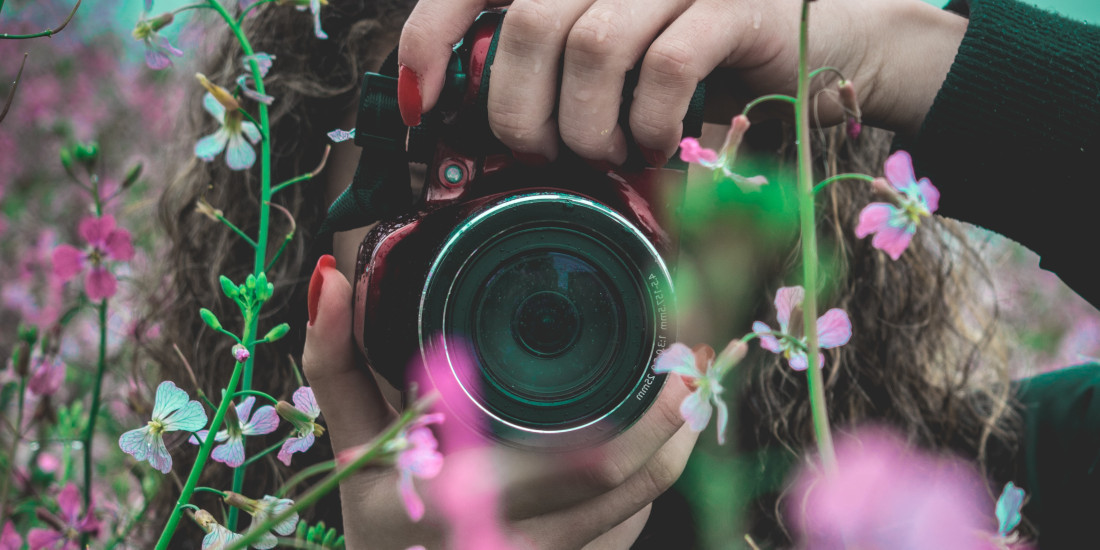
[79,215,115,246]
[679,390,712,432]
[161,399,208,432]
[119,426,155,461]
[871,224,915,261]
[817,308,853,349]
[884,150,916,191]
[26,528,63,549]
[240,120,261,144]
[151,380,190,420]
[211,435,245,467]
[678,137,719,166]
[277,433,315,466]
[195,129,230,161]
[652,343,702,379]
[713,398,729,445]
[309,0,328,39]
[292,387,320,418]
[51,244,85,281]
[242,53,275,77]
[855,203,895,239]
[85,267,118,300]
[399,471,426,521]
[202,92,226,120]
[104,229,135,261]
[243,405,279,436]
[996,481,1025,536]
[28,356,65,396]
[235,396,255,423]
[774,286,804,331]
[224,132,257,171]
[753,321,782,353]
[57,483,82,525]
[917,177,939,213]
[788,351,809,371]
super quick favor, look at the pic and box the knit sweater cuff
[908,0,1100,308]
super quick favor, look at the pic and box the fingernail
[513,151,549,166]
[307,254,336,327]
[397,64,422,127]
[639,146,668,168]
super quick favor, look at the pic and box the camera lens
[420,192,674,449]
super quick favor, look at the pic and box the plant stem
[274,459,335,498]
[808,66,847,82]
[232,389,279,405]
[240,435,290,468]
[82,299,108,509]
[794,0,837,474]
[236,0,279,26]
[812,173,875,194]
[0,0,80,39]
[214,211,258,248]
[740,93,797,118]
[195,486,229,498]
[153,360,245,550]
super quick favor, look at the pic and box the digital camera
[347,11,701,450]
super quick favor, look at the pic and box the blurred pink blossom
[27,354,65,396]
[27,483,100,549]
[0,521,22,550]
[396,415,445,521]
[790,427,996,550]
[52,215,135,300]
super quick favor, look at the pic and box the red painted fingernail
[639,146,668,168]
[513,152,549,166]
[307,254,336,327]
[397,65,422,127]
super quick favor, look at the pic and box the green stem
[153,360,246,550]
[0,0,80,39]
[273,459,336,498]
[236,0,279,26]
[195,486,229,498]
[808,66,847,82]
[240,435,291,468]
[741,94,797,118]
[215,211,258,249]
[270,173,314,195]
[265,235,292,272]
[82,299,109,508]
[228,405,431,549]
[171,3,211,15]
[794,1,837,474]
[0,375,27,513]
[232,389,279,405]
[812,173,875,195]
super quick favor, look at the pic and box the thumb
[302,254,396,454]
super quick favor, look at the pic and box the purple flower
[236,53,276,105]
[1,521,22,550]
[395,414,445,521]
[231,344,250,363]
[194,510,244,550]
[194,92,262,171]
[132,12,182,70]
[753,286,852,371]
[653,340,747,444]
[27,354,65,396]
[26,484,99,549]
[52,215,135,301]
[188,396,279,468]
[119,381,208,473]
[855,150,940,260]
[997,481,1026,538]
[790,428,997,550]
[275,387,323,465]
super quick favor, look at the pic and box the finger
[581,505,651,550]
[487,0,593,161]
[502,373,694,517]
[302,254,397,455]
[516,421,699,547]
[397,0,510,125]
[630,0,746,159]
[559,0,690,165]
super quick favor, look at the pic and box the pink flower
[52,215,135,301]
[753,286,852,371]
[231,344,250,363]
[790,428,996,550]
[678,138,719,166]
[188,396,279,467]
[26,484,99,549]
[132,12,182,70]
[855,150,940,260]
[1,522,22,550]
[395,414,445,521]
[27,354,65,396]
[679,115,767,191]
[653,340,747,445]
[275,387,323,465]
[119,381,208,473]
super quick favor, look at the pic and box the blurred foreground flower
[753,286,851,371]
[52,215,135,300]
[679,115,767,191]
[276,387,324,465]
[27,484,99,549]
[195,91,261,171]
[0,522,21,550]
[790,428,995,550]
[394,414,444,521]
[855,150,939,260]
[653,340,746,444]
[119,380,208,473]
[189,396,279,467]
[27,354,65,396]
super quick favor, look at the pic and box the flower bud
[846,118,862,140]
[223,491,260,514]
[719,115,751,161]
[714,339,748,374]
[195,198,223,222]
[231,344,250,363]
[73,142,99,166]
[195,73,241,111]
[838,81,862,139]
[262,323,289,343]
[219,276,239,300]
[149,11,175,31]
[871,177,894,197]
[199,308,222,331]
[193,509,218,531]
[122,162,143,190]
[12,340,32,378]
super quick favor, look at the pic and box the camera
[347,11,700,450]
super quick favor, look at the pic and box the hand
[301,255,700,549]
[397,0,967,164]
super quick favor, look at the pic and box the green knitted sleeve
[905,0,1100,308]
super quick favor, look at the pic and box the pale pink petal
[816,308,853,349]
[678,137,719,165]
[78,215,115,246]
[679,390,712,432]
[243,405,279,435]
[788,352,809,371]
[147,432,174,473]
[85,267,118,300]
[871,225,915,261]
[652,343,702,379]
[56,484,82,525]
[51,245,85,281]
[104,229,135,261]
[883,150,916,191]
[0,521,21,550]
[277,433,315,466]
[211,435,245,467]
[714,399,729,445]
[854,203,895,239]
[27,356,65,396]
[399,471,425,521]
[234,396,256,422]
[753,321,782,353]
[188,429,210,445]
[774,286,805,331]
[292,387,320,418]
[26,528,63,549]
[119,426,155,462]
[917,178,939,213]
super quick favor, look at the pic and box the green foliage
[294,520,346,549]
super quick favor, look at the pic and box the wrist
[860,0,968,138]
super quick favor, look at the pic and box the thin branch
[0,0,82,39]
[271,145,330,195]
[0,53,27,125]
